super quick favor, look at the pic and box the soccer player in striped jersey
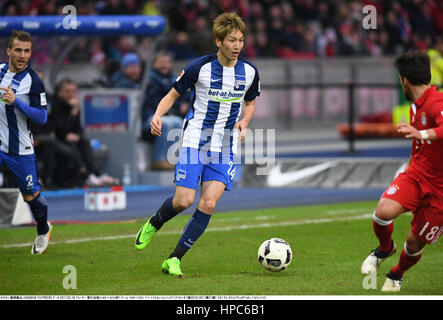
[135,12,260,277]
[0,30,52,254]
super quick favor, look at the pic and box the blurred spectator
[136,37,153,62]
[102,0,125,15]
[90,38,106,66]
[43,0,58,15]
[187,16,215,56]
[384,10,404,54]
[105,36,138,62]
[298,24,317,55]
[363,31,382,57]
[243,34,258,59]
[339,28,369,56]
[68,38,91,63]
[109,52,142,88]
[141,51,189,170]
[316,25,338,57]
[141,0,161,16]
[267,17,286,56]
[431,1,443,34]
[428,36,443,87]
[249,1,265,25]
[50,78,119,187]
[255,32,274,57]
[168,32,198,61]
[30,36,51,66]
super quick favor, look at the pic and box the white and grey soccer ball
[258,238,292,272]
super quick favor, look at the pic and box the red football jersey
[407,86,443,197]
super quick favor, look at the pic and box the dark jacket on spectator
[49,96,83,142]
[109,70,140,88]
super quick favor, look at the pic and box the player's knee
[22,191,40,202]
[375,198,403,221]
[198,198,217,214]
[405,232,425,255]
[173,196,194,212]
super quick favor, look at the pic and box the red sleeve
[434,126,443,139]
[431,100,443,139]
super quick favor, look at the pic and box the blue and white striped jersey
[0,63,46,155]
[173,54,260,155]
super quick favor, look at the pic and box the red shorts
[382,171,443,244]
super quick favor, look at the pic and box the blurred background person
[141,51,189,170]
[50,78,119,187]
[109,52,142,88]
[428,35,443,88]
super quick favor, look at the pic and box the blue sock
[150,196,179,230]
[170,209,211,260]
[27,194,49,235]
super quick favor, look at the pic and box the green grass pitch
[0,200,441,296]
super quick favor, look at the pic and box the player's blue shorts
[174,147,236,191]
[0,151,40,195]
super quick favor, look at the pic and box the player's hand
[397,122,421,140]
[150,114,162,136]
[235,119,248,142]
[0,85,16,105]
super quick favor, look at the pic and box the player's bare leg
[361,198,407,274]
[196,180,226,214]
[172,186,196,212]
[382,231,425,292]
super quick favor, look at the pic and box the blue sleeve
[13,73,47,125]
[13,98,47,125]
[244,67,260,102]
[172,56,209,94]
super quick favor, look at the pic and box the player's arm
[236,66,260,141]
[235,99,255,141]
[150,87,181,136]
[0,85,47,125]
[398,124,439,140]
[398,102,443,141]
[151,58,200,136]
[397,123,441,141]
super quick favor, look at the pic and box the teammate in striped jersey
[135,12,260,277]
[0,30,52,254]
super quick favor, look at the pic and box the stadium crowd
[1,0,443,65]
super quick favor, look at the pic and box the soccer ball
[258,238,292,272]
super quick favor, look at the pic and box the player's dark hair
[394,50,431,85]
[8,29,32,48]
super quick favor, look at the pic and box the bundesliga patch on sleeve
[40,92,47,106]
[176,70,185,82]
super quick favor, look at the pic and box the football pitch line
[1,213,373,249]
